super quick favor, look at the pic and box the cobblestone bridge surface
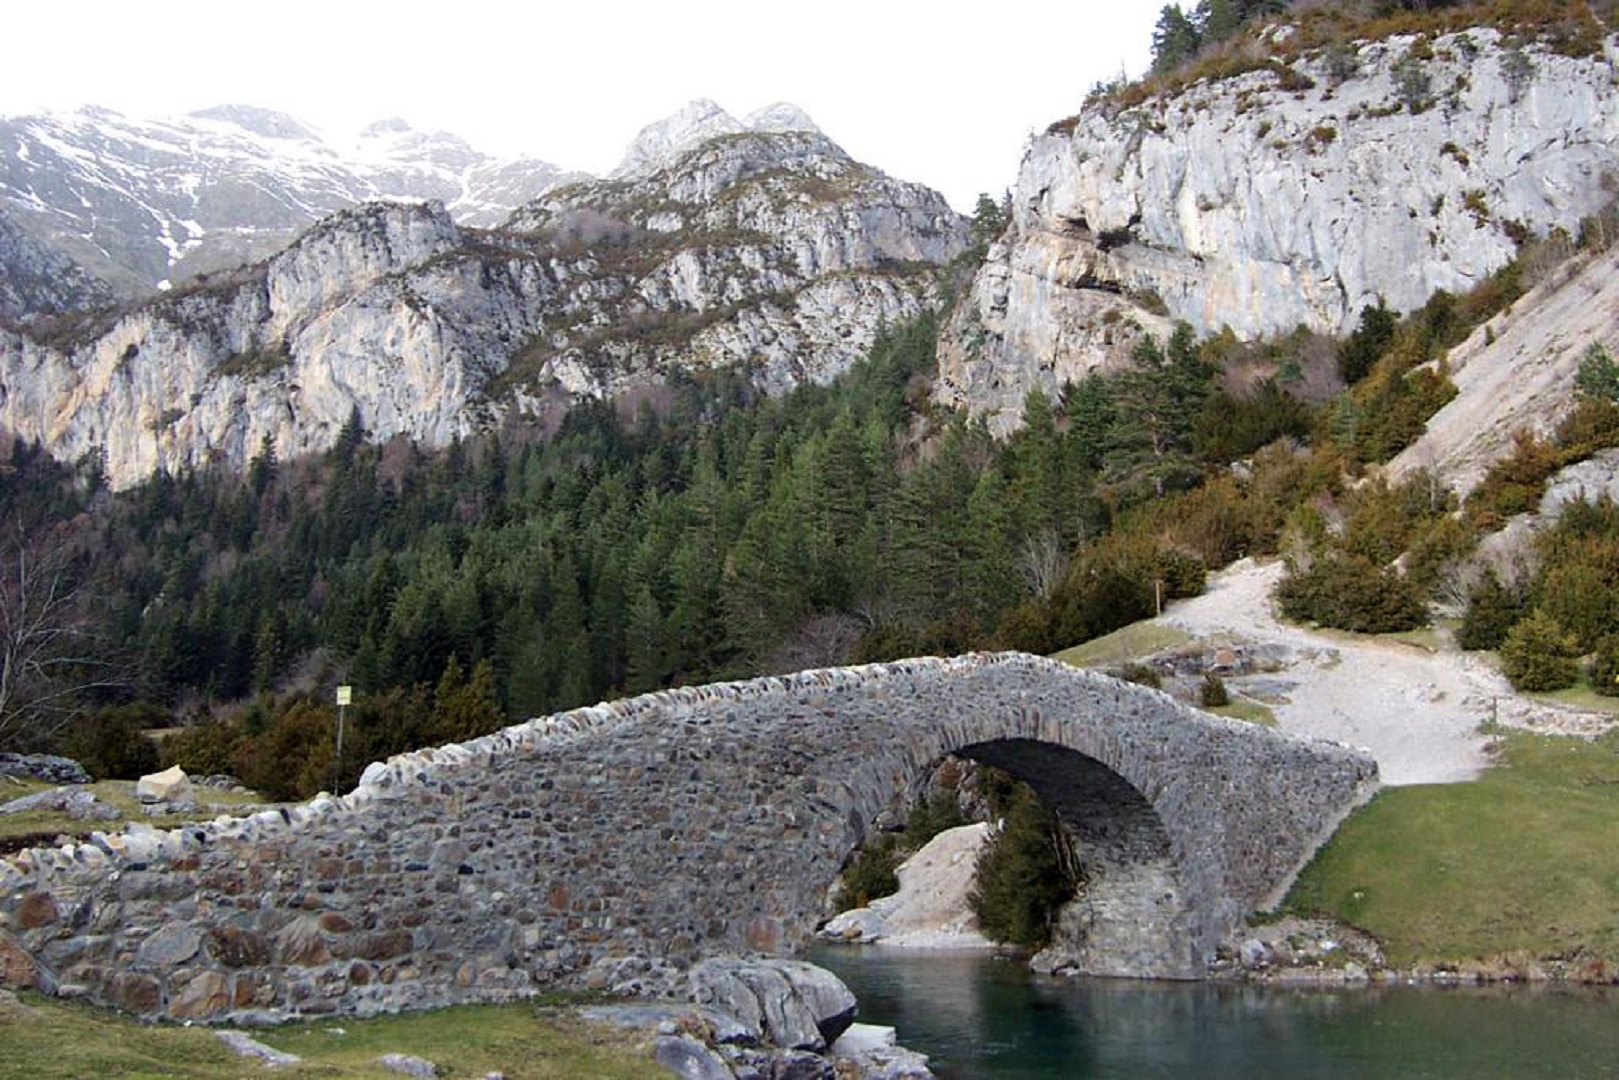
[0,652,1377,1020]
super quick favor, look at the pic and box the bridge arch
[0,653,1376,1020]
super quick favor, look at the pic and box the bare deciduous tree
[0,523,120,751]
[1019,529,1071,600]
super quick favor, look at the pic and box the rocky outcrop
[0,753,90,786]
[1,125,964,488]
[1387,246,1619,496]
[940,26,1619,431]
[0,211,114,319]
[821,823,993,947]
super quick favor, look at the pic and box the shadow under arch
[956,738,1201,979]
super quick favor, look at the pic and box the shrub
[1277,552,1429,633]
[907,789,968,848]
[1590,635,1619,698]
[1200,673,1231,708]
[1574,343,1619,403]
[1117,662,1163,689]
[968,782,1076,948]
[67,704,163,780]
[232,697,335,801]
[1465,429,1558,528]
[1457,569,1525,651]
[1499,610,1582,692]
[161,717,242,778]
[838,834,903,912]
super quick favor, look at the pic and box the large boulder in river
[689,958,857,1051]
[135,765,194,805]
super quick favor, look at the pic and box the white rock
[135,765,194,805]
[832,1022,899,1055]
[940,27,1619,431]
[216,1030,301,1067]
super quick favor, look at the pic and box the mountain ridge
[0,103,584,302]
[0,123,967,488]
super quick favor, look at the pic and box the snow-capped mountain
[0,106,968,487]
[0,104,582,304]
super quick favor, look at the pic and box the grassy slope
[1285,730,1619,966]
[0,994,652,1079]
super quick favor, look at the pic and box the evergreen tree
[1151,5,1202,73]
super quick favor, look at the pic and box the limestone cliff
[0,127,965,487]
[940,26,1619,431]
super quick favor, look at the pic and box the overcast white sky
[2,1,1158,210]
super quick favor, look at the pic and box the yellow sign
[335,685,352,706]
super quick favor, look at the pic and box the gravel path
[1157,559,1609,786]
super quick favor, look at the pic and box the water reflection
[809,947,1619,1079]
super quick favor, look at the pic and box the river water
[809,947,1619,1079]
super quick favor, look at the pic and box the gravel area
[1159,559,1612,786]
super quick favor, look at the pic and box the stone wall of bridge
[0,652,1377,1020]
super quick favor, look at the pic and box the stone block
[168,969,230,1019]
[15,891,59,930]
[274,915,331,967]
[137,924,200,968]
[0,930,40,990]
[109,972,162,1014]
[207,926,270,968]
[333,930,413,962]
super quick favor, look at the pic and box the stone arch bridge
[0,653,1376,1020]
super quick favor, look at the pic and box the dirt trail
[1158,559,1609,786]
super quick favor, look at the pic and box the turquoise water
[810,947,1619,1079]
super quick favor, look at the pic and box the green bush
[968,782,1077,948]
[1590,636,1619,698]
[160,717,242,778]
[907,790,967,848]
[1457,570,1525,651]
[1116,662,1163,689]
[1499,610,1582,692]
[67,704,163,780]
[1277,552,1429,633]
[1200,673,1231,708]
[838,834,903,912]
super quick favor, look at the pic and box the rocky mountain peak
[610,99,823,179]
[742,102,821,135]
[186,104,322,142]
[359,117,415,138]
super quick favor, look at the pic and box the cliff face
[0,127,966,487]
[940,27,1619,431]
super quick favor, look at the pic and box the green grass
[0,777,263,845]
[1209,699,1277,727]
[1285,731,1619,966]
[1050,623,1192,668]
[0,994,654,1079]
